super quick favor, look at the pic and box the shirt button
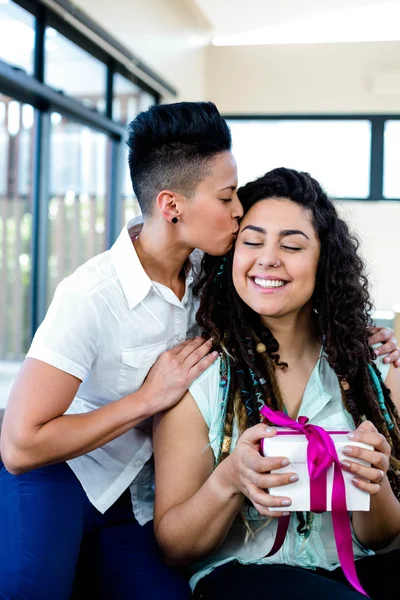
[134,460,143,469]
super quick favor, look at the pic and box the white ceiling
[192,0,400,44]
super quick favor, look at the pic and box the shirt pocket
[117,342,167,397]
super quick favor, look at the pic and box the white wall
[75,0,211,101]
[206,42,400,114]
[336,201,400,312]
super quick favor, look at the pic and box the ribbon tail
[264,515,290,557]
[331,463,369,597]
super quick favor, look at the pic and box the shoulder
[62,249,116,298]
[383,364,400,413]
[189,358,222,428]
[372,350,391,383]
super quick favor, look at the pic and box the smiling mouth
[252,277,289,290]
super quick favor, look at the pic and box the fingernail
[347,432,355,439]
[383,357,389,364]
[341,461,351,469]
[282,511,290,516]
[265,427,273,433]
[289,474,299,483]
[281,499,291,506]
[352,477,360,485]
[212,351,219,357]
[343,445,353,454]
[374,349,380,356]
[281,458,290,467]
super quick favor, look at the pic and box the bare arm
[154,392,296,567]
[0,338,216,475]
[347,365,400,548]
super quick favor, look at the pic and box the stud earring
[171,217,178,224]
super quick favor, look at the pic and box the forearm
[2,389,153,474]
[352,478,400,549]
[155,459,244,567]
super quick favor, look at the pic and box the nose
[257,246,281,268]
[232,192,244,220]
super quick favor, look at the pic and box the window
[47,115,107,302]
[228,119,371,198]
[383,120,400,199]
[0,93,34,359]
[113,73,156,223]
[45,28,107,109]
[0,0,35,74]
[0,0,167,363]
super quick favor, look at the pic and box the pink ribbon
[260,405,368,597]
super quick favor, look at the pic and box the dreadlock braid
[196,167,400,529]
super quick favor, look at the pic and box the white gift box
[261,428,372,512]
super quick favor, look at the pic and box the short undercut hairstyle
[126,102,232,217]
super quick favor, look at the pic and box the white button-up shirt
[27,218,201,523]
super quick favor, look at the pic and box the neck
[133,217,193,293]
[261,305,320,363]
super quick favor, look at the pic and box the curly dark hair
[196,167,400,532]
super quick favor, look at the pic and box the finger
[395,358,400,369]
[342,444,389,471]
[186,350,218,382]
[246,483,292,510]
[383,347,400,365]
[351,477,381,496]
[353,421,376,433]
[368,327,395,347]
[241,453,291,476]
[374,341,396,358]
[250,470,299,490]
[175,337,211,359]
[183,338,214,366]
[251,502,290,518]
[341,460,385,483]
[348,428,389,454]
[240,423,277,445]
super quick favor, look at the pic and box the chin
[206,241,233,256]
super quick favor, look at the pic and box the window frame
[224,114,400,202]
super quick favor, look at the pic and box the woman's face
[232,198,320,321]
[180,152,243,256]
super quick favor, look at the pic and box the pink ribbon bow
[260,405,368,597]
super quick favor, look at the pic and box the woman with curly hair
[153,167,400,599]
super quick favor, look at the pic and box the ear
[156,190,182,223]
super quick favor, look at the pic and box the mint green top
[187,351,390,591]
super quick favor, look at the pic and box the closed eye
[220,198,232,203]
[243,241,262,246]
[282,246,302,251]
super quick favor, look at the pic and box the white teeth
[254,278,286,288]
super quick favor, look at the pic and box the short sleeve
[373,351,391,383]
[189,358,221,429]
[27,280,100,381]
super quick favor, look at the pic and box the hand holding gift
[258,405,377,597]
[341,420,391,496]
[223,423,296,518]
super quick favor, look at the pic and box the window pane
[48,116,107,303]
[0,0,35,74]
[113,74,156,224]
[0,94,34,360]
[228,120,371,198]
[113,73,141,124]
[383,120,400,199]
[45,28,106,109]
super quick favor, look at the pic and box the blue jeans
[0,461,190,600]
